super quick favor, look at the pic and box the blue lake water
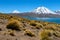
[36,18,60,24]
[22,16,60,24]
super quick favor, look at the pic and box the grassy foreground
[0,13,60,40]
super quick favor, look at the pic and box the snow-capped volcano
[33,6,56,14]
[12,10,20,13]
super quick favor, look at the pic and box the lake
[36,18,60,24]
[22,16,60,24]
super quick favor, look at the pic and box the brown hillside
[0,14,60,40]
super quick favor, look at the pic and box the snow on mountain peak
[12,10,20,13]
[33,6,56,14]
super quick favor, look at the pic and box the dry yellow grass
[0,14,60,40]
[6,18,23,31]
[39,29,53,40]
[24,29,35,37]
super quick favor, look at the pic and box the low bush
[53,31,60,37]
[45,24,57,30]
[36,23,43,29]
[6,19,22,31]
[24,30,35,37]
[9,32,15,36]
[30,23,37,26]
[39,30,52,40]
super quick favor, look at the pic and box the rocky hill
[0,13,60,40]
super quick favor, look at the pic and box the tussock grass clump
[36,23,43,29]
[9,32,15,36]
[39,30,52,40]
[53,31,60,37]
[4,30,16,36]
[6,18,23,31]
[45,24,57,30]
[42,22,49,26]
[30,23,37,26]
[29,20,37,26]
[31,23,43,29]
[8,30,15,36]
[24,29,35,37]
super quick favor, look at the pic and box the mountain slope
[33,6,56,14]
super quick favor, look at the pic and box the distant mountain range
[55,10,60,14]
[11,6,60,18]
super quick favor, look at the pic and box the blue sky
[0,0,60,13]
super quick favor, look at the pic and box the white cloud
[12,10,20,13]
